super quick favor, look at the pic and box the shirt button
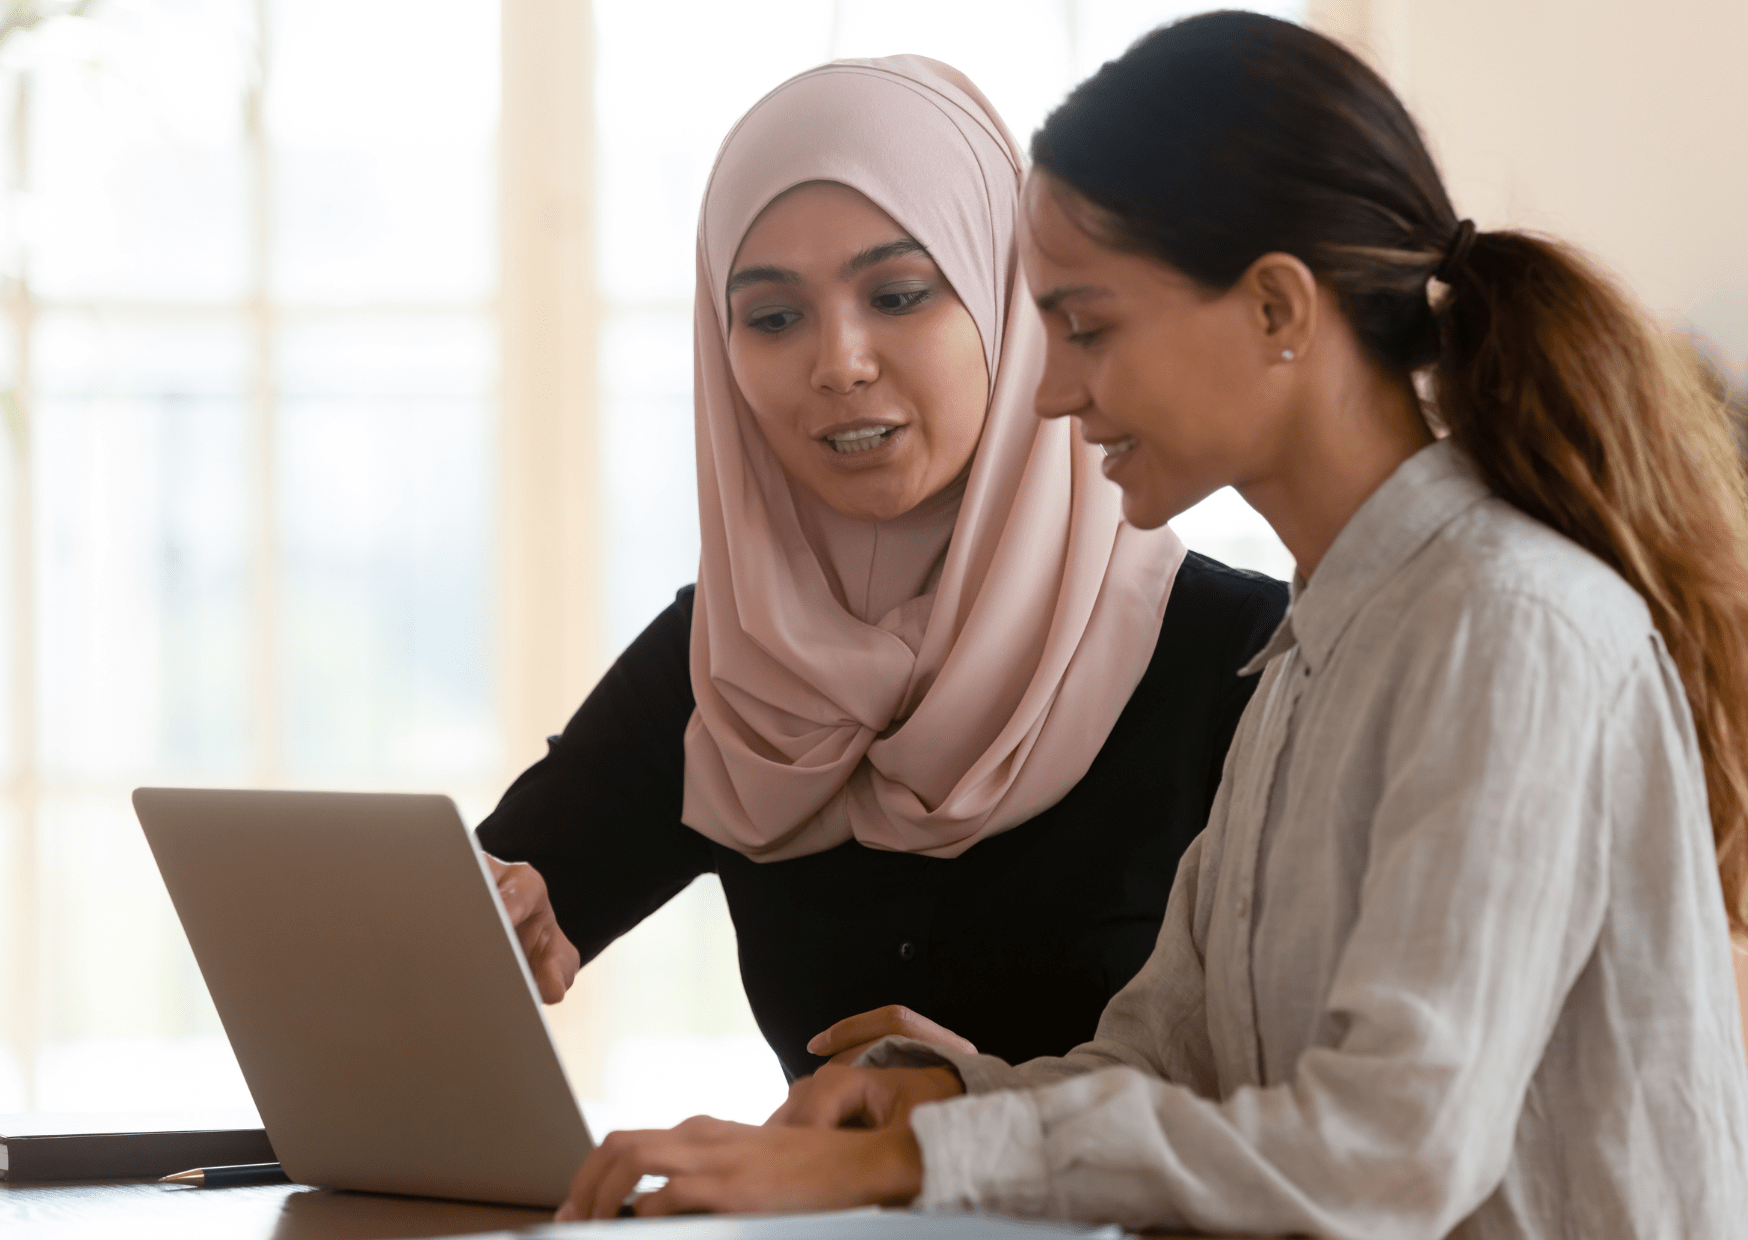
[898,941,917,961]
[1235,895,1250,918]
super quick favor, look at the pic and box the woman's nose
[811,311,879,394]
[1033,341,1084,421]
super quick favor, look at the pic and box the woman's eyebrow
[726,239,929,296]
[726,264,800,295]
[1035,285,1109,313]
[841,238,930,279]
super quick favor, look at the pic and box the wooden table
[0,1177,552,1240]
[0,1176,1257,1238]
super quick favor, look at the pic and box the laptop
[133,788,593,1208]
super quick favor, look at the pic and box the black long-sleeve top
[477,551,1287,1081]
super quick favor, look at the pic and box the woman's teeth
[1102,437,1137,457]
[826,427,895,453]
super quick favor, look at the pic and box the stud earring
[1280,349,1296,362]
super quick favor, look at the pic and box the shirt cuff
[856,1036,1031,1095]
[910,1089,1049,1216]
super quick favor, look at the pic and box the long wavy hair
[1032,11,1748,933]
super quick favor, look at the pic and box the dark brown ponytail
[1439,232,1748,931]
[1033,11,1748,931]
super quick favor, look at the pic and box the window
[0,0,501,1113]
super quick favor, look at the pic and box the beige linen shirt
[870,441,1748,1238]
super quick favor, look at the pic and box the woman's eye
[872,287,932,314]
[1063,315,1105,347]
[747,309,801,334]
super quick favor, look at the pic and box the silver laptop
[133,788,593,1207]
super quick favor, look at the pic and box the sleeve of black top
[1195,559,1290,811]
[474,585,712,965]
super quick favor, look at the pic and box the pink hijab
[682,56,1186,862]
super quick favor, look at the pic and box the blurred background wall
[1312,0,1748,391]
[0,0,1740,1132]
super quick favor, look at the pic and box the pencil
[160,1162,289,1188]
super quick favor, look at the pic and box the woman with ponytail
[555,14,1748,1236]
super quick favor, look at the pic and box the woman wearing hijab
[554,16,1748,1235]
[476,55,1286,1083]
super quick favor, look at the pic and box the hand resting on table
[555,1116,924,1220]
[554,1062,963,1220]
[485,855,580,1004]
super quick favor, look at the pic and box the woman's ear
[1244,252,1318,364]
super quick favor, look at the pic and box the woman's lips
[816,423,906,468]
[826,426,897,454]
[1098,436,1138,479]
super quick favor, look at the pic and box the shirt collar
[1238,439,1491,677]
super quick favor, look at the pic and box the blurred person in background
[555,15,1748,1236]
[475,56,1286,1083]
